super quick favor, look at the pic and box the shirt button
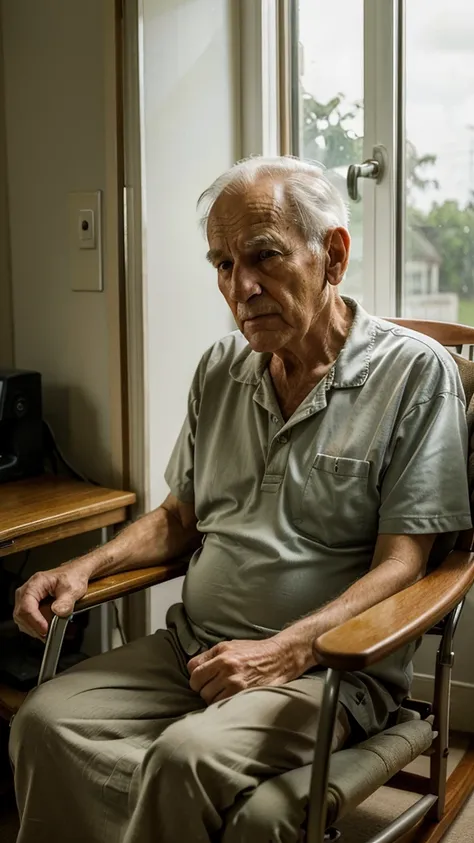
[277,435,288,444]
[271,415,279,424]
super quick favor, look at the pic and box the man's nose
[229,263,262,302]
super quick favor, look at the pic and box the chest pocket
[297,453,377,546]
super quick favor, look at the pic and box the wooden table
[0,475,136,558]
[0,474,136,720]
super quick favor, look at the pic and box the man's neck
[270,296,353,392]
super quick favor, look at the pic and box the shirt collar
[229,297,377,390]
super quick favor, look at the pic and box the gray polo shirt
[165,297,472,736]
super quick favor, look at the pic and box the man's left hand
[187,637,301,705]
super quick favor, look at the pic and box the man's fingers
[14,591,49,638]
[16,623,46,642]
[50,582,77,617]
[14,572,59,638]
[189,659,219,693]
[199,675,243,705]
[14,566,88,641]
[198,676,226,705]
[187,646,218,674]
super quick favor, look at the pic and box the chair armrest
[313,550,474,672]
[73,557,190,613]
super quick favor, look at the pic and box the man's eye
[218,260,233,271]
[258,249,279,261]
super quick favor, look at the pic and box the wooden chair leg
[398,740,474,843]
[399,602,472,843]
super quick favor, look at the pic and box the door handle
[347,145,386,202]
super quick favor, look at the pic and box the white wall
[140,0,239,630]
[1,0,115,485]
[1,0,122,655]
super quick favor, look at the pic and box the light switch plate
[78,208,95,250]
[68,191,103,291]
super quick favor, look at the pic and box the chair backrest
[385,317,474,552]
[384,317,474,401]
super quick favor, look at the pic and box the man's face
[206,178,331,353]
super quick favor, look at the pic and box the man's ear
[324,227,351,286]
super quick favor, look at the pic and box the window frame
[240,0,280,158]
[271,0,405,317]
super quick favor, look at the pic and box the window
[404,0,474,325]
[289,0,399,315]
[296,0,364,301]
[286,1,474,324]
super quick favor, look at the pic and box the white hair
[197,156,349,251]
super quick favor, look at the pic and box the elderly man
[11,157,471,843]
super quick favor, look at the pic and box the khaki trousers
[10,629,350,843]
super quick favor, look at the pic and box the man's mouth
[244,313,278,323]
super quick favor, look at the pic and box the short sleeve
[378,391,472,534]
[164,360,205,503]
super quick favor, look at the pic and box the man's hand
[187,637,301,705]
[14,563,91,640]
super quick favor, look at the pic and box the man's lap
[10,629,351,843]
[11,627,349,767]
[10,629,202,759]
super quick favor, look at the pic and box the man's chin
[244,328,288,353]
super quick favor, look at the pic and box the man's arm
[14,494,200,640]
[188,533,434,704]
[274,532,434,675]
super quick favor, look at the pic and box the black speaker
[0,370,44,483]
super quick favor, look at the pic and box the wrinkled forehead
[206,178,293,246]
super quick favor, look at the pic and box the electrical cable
[112,601,127,646]
[43,420,99,485]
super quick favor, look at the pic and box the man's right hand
[14,563,91,640]
[12,495,200,640]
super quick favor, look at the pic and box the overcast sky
[299,0,474,211]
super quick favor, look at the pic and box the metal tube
[100,525,114,652]
[430,661,450,819]
[37,524,115,684]
[428,605,461,820]
[278,0,299,156]
[451,599,465,638]
[439,609,455,663]
[100,525,112,545]
[364,795,437,843]
[288,0,300,156]
[306,669,342,843]
[395,0,406,316]
[37,614,70,685]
